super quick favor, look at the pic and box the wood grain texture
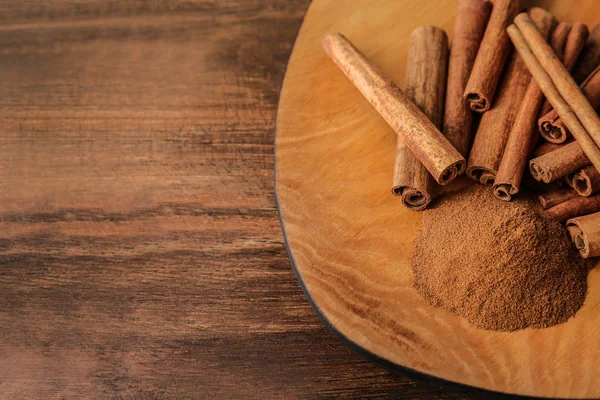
[276,0,600,398]
[0,1,471,399]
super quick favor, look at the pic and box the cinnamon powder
[411,184,590,331]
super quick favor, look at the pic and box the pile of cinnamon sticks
[323,0,600,259]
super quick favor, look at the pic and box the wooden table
[0,1,469,398]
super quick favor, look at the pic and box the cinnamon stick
[572,24,600,84]
[563,23,590,73]
[508,15,600,174]
[545,23,600,136]
[323,33,465,185]
[538,22,588,116]
[443,0,492,157]
[466,8,546,185]
[550,22,572,61]
[513,13,600,149]
[541,23,600,150]
[493,9,556,201]
[529,142,590,183]
[466,50,528,184]
[566,212,600,258]
[393,26,449,210]
[572,165,600,197]
[463,0,521,112]
[525,139,567,193]
[565,171,578,188]
[538,65,600,143]
[539,187,579,209]
[531,140,575,188]
[532,140,568,157]
[546,193,600,222]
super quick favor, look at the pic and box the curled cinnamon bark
[529,142,590,184]
[572,165,600,197]
[463,0,521,112]
[443,0,491,157]
[467,8,552,185]
[566,212,600,258]
[392,26,449,210]
[509,14,600,174]
[493,10,558,201]
[538,65,600,144]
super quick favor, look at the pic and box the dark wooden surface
[0,1,469,398]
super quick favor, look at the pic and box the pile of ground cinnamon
[412,185,590,331]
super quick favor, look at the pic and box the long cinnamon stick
[546,193,600,222]
[323,33,465,185]
[443,0,492,157]
[538,22,588,116]
[466,51,529,184]
[539,187,579,209]
[393,26,449,210]
[529,142,590,183]
[572,165,600,197]
[466,8,547,185]
[513,13,600,150]
[463,0,521,112]
[572,24,600,84]
[493,9,556,201]
[508,16,600,175]
[566,212,600,258]
[539,65,600,143]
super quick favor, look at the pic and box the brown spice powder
[411,184,590,331]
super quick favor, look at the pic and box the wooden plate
[275,0,600,398]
